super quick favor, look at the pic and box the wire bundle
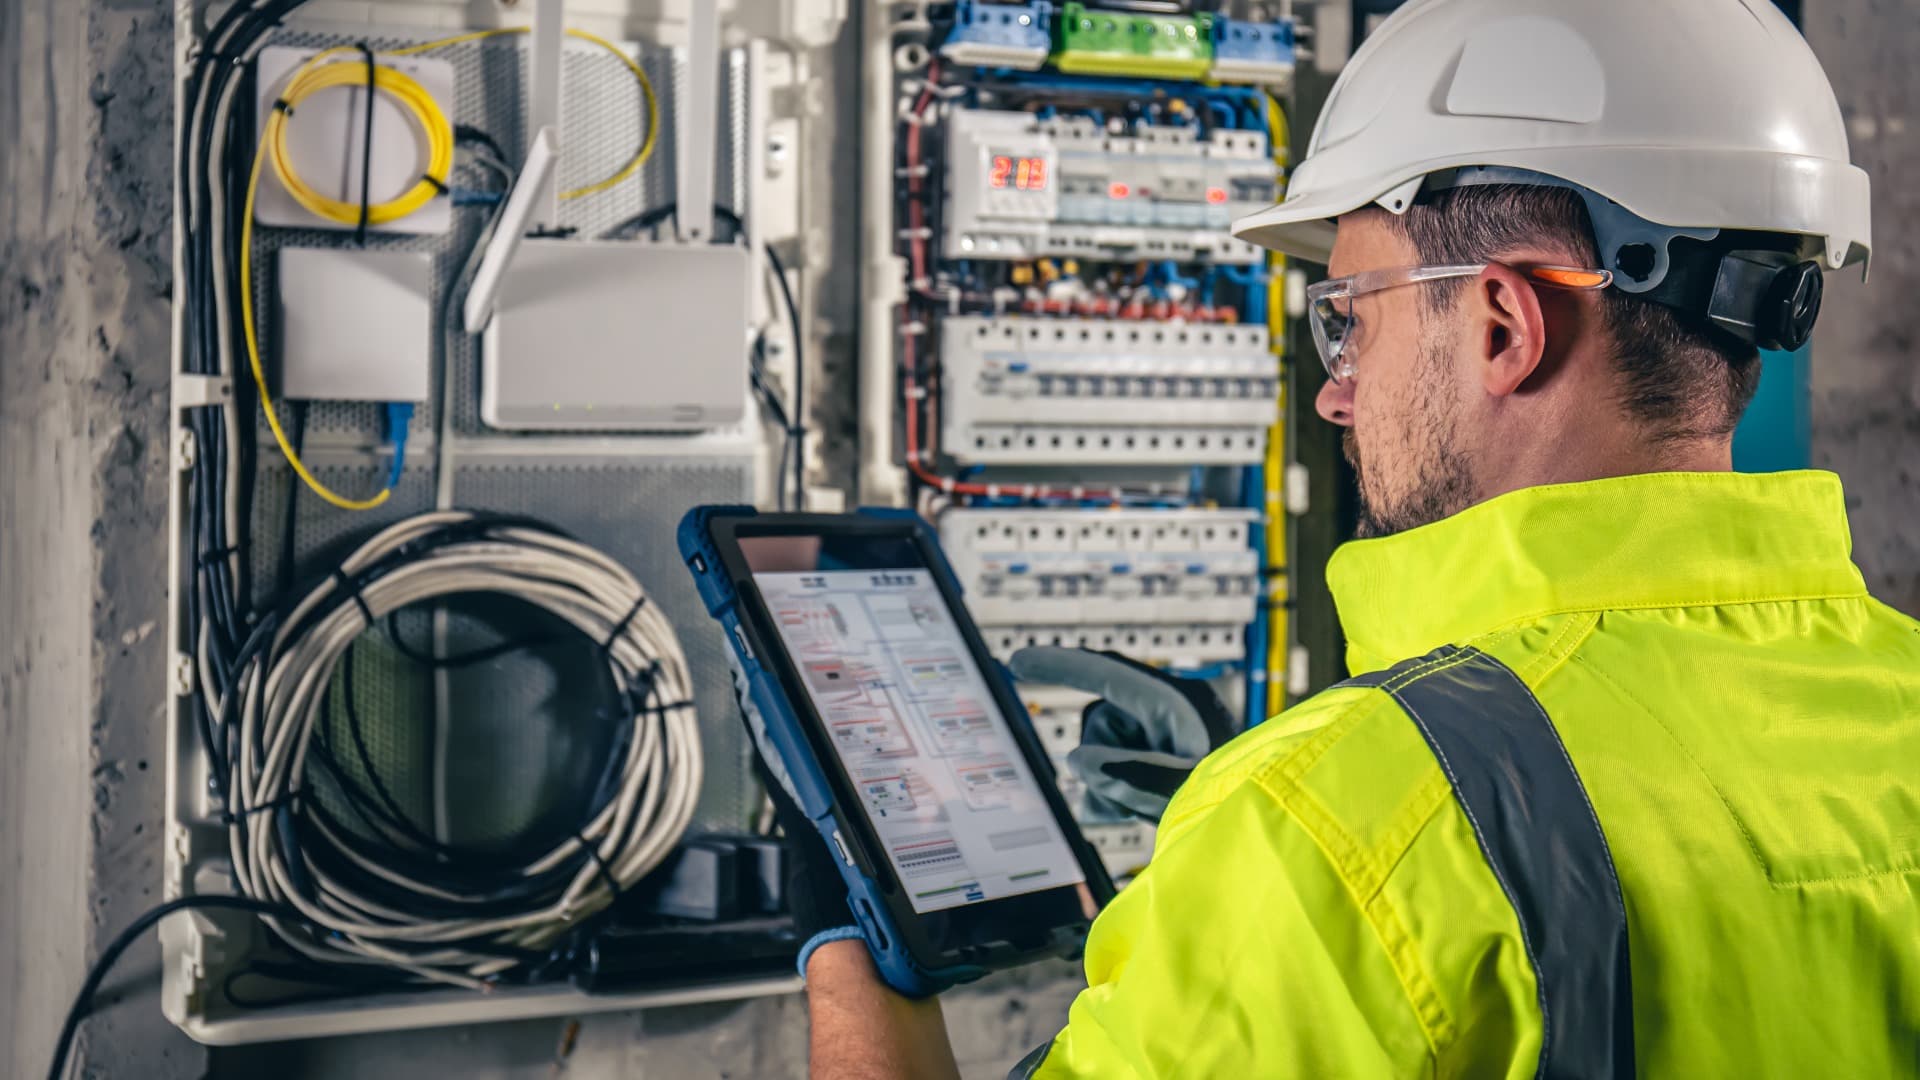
[219,512,703,988]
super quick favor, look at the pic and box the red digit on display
[989,155,1014,189]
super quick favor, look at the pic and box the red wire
[894,61,1144,505]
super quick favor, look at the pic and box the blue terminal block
[1209,15,1297,85]
[942,0,1054,70]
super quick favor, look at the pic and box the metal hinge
[1285,463,1310,516]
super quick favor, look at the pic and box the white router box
[480,240,752,431]
[276,248,432,402]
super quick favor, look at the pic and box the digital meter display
[988,154,1049,192]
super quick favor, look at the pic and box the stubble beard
[1345,340,1478,539]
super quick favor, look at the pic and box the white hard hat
[1234,0,1872,285]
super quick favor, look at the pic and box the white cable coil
[224,511,702,988]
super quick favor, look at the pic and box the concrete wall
[3,2,1916,1078]
[1804,0,1920,618]
[1,2,191,1078]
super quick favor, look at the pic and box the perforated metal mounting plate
[170,18,782,1045]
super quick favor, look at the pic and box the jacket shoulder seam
[1245,691,1461,1057]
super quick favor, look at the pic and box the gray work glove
[1008,647,1235,824]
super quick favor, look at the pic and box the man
[796,0,1919,1075]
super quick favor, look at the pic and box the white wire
[223,511,703,987]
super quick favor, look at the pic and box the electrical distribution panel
[939,315,1277,466]
[874,0,1298,887]
[945,110,1273,263]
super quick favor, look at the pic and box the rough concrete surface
[2,1,1915,1078]
[1804,0,1920,617]
[1,1,197,1078]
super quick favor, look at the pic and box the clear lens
[1308,289,1354,384]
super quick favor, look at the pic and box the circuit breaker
[942,507,1259,665]
[939,315,1278,466]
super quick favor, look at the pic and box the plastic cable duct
[216,511,702,989]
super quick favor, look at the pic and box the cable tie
[570,829,623,903]
[196,545,242,568]
[601,595,649,653]
[221,790,301,826]
[330,568,375,629]
[353,42,376,247]
[619,659,664,716]
[272,98,295,116]
[421,173,450,195]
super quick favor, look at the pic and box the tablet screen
[743,535,1086,914]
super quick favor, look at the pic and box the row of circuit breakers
[915,0,1300,873]
[943,508,1258,664]
[943,506,1263,875]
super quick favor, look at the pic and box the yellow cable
[387,26,659,201]
[1264,93,1292,716]
[267,50,454,227]
[246,52,400,511]
[247,31,659,510]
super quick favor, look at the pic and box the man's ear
[1471,264,1548,398]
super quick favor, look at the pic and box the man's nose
[1316,376,1354,427]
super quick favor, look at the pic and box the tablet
[680,507,1113,996]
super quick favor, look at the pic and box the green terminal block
[1054,2,1214,80]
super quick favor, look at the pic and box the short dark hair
[1389,185,1762,442]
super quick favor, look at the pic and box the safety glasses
[1305,264,1614,384]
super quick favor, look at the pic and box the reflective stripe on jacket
[1026,470,1920,1078]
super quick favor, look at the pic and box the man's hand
[805,939,962,1080]
[1009,647,1235,823]
[749,742,962,1077]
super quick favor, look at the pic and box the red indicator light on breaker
[1108,182,1131,199]
[1206,187,1229,205]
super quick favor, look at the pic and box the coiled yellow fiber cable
[267,53,455,227]
[247,30,660,511]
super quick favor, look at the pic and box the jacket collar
[1327,470,1867,674]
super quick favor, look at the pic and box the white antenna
[462,127,560,334]
[676,2,720,243]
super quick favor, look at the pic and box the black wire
[277,401,308,599]
[762,240,807,512]
[750,337,795,512]
[382,610,564,669]
[46,896,314,1080]
[453,123,508,165]
[353,42,376,245]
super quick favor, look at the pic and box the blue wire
[1240,462,1270,728]
[1167,660,1244,681]
[384,402,414,490]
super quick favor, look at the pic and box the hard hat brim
[1233,146,1873,274]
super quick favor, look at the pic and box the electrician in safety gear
[799,0,1920,1075]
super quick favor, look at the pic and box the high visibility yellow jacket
[1029,470,1920,1078]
